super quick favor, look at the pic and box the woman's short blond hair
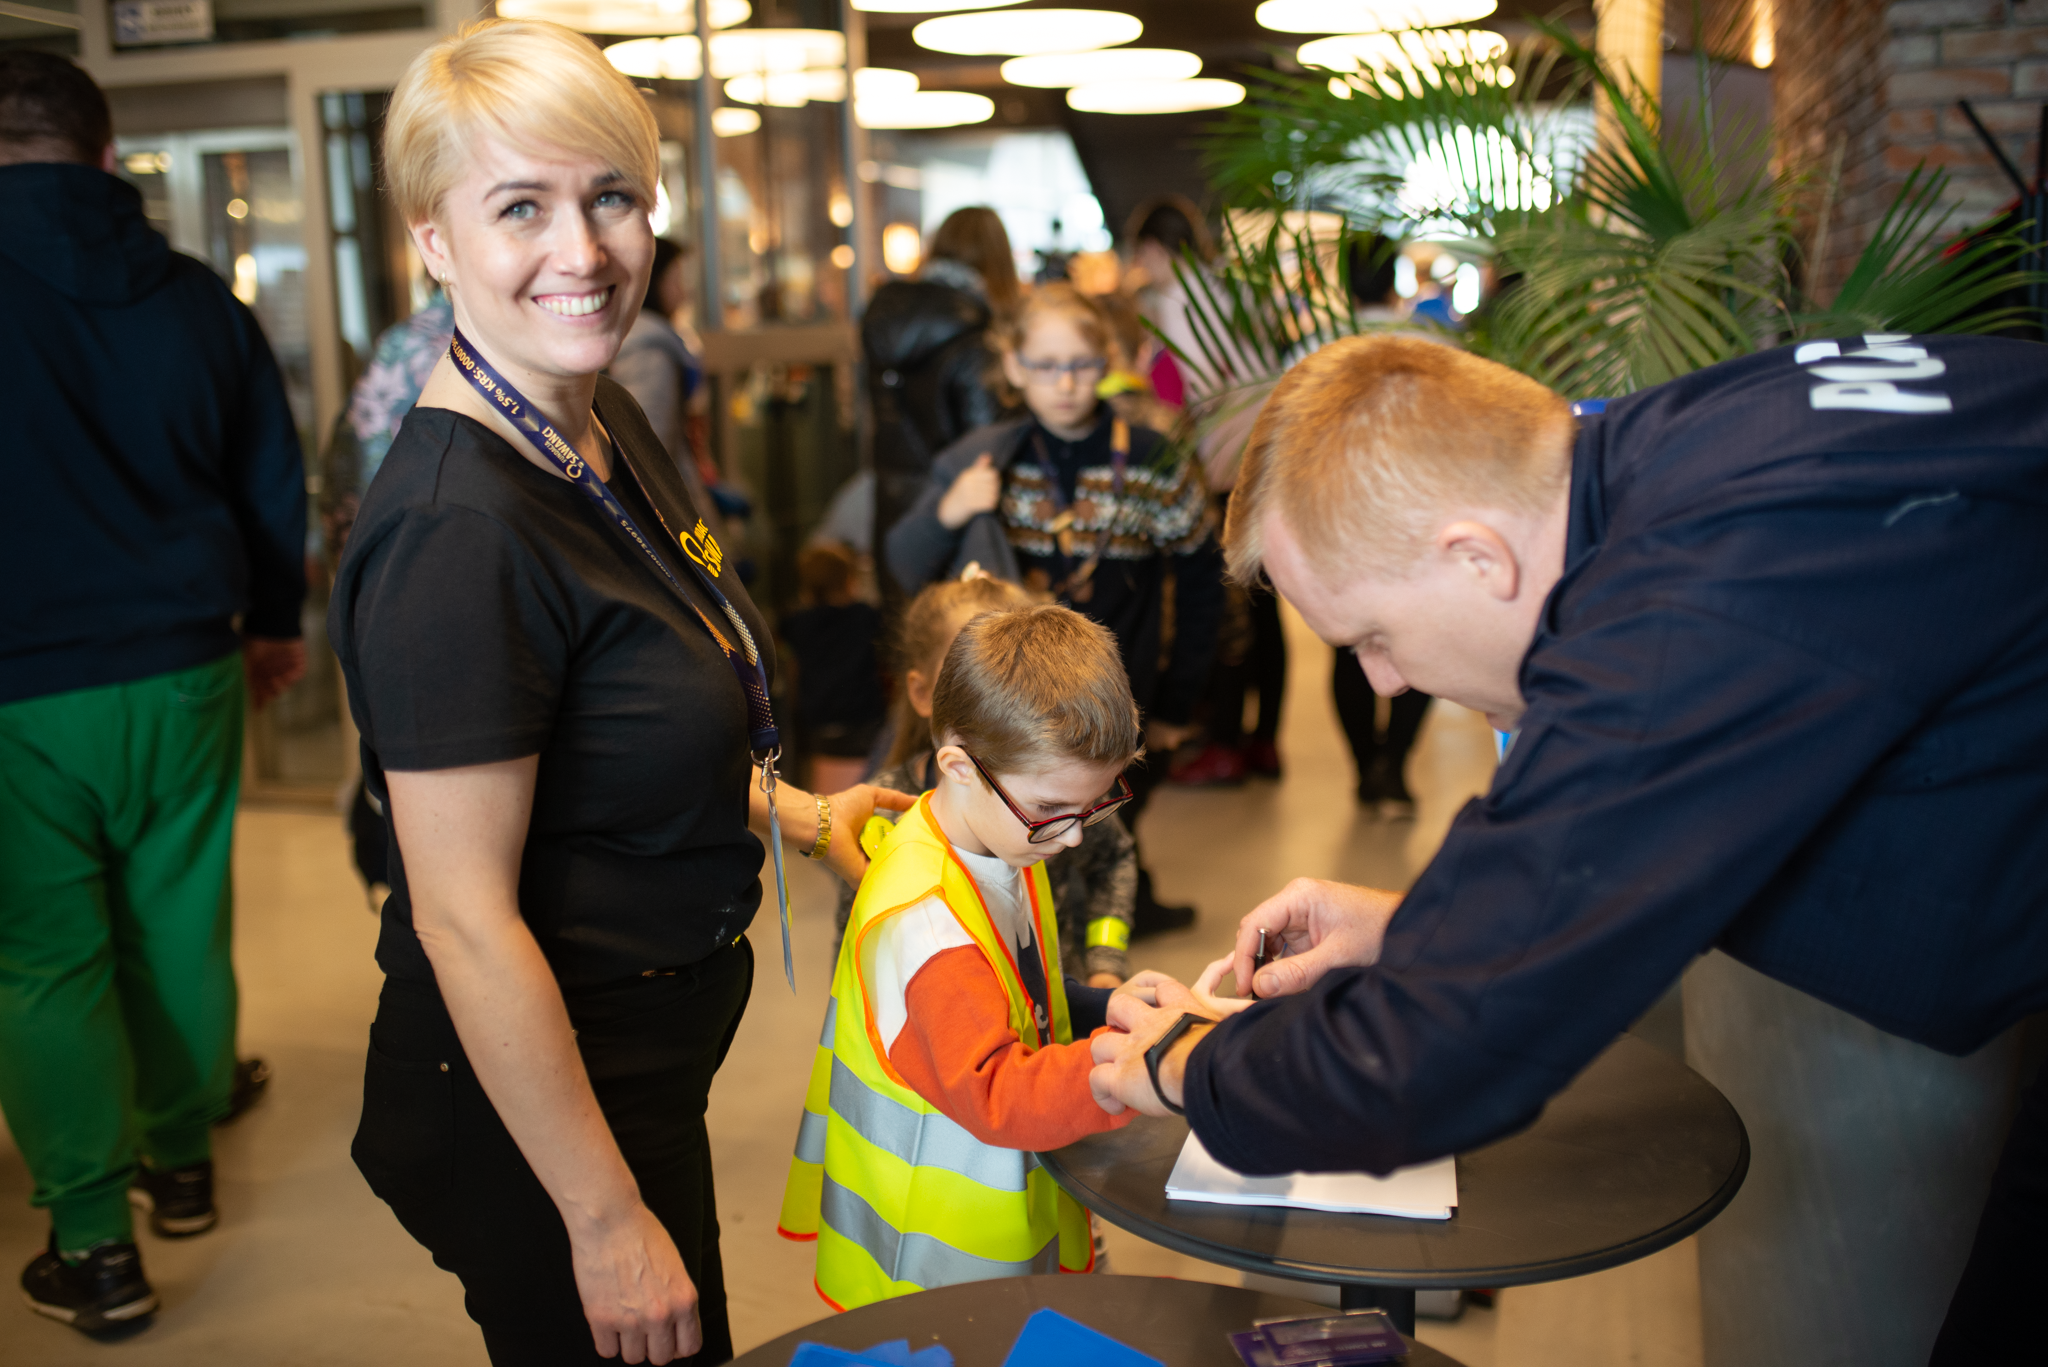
[1223,336,1573,583]
[930,604,1140,776]
[384,18,659,224]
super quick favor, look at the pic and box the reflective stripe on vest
[820,1175,1063,1286]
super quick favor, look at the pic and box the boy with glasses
[779,604,1142,1308]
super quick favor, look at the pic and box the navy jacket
[0,163,305,705]
[1187,334,2048,1176]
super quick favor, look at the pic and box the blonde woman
[329,21,906,1365]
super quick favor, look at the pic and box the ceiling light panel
[912,8,1142,56]
[1255,0,1496,34]
[856,90,996,127]
[1000,47,1200,87]
[854,67,919,99]
[604,28,845,80]
[497,0,749,34]
[1298,27,1507,69]
[711,106,761,136]
[1066,77,1246,114]
[853,0,1021,9]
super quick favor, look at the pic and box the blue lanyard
[448,328,797,991]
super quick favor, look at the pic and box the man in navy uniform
[1090,332,2047,1361]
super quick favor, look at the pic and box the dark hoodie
[862,277,1007,587]
[0,163,305,705]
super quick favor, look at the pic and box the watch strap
[1144,1011,1215,1117]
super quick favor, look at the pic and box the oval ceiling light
[608,29,846,79]
[912,8,1141,56]
[1298,27,1506,68]
[606,35,699,78]
[1254,0,1495,34]
[854,0,1021,9]
[498,0,749,34]
[711,106,761,136]
[1000,47,1200,87]
[854,66,919,99]
[1066,77,1245,114]
[855,90,996,128]
[710,27,845,75]
[724,68,850,105]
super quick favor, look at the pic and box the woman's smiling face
[414,133,652,382]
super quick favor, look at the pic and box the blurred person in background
[864,206,1017,596]
[780,542,886,796]
[1333,235,1439,817]
[1124,194,1214,411]
[610,235,723,539]
[321,286,454,902]
[886,284,1221,938]
[1128,198,1287,789]
[0,51,304,1335]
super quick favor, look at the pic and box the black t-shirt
[329,377,774,990]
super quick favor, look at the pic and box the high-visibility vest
[777,795,1093,1309]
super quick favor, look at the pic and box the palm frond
[1797,165,2044,337]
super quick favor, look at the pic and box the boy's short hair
[1223,335,1572,583]
[930,604,1139,774]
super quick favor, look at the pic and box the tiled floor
[0,606,1701,1365]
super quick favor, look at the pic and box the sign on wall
[111,0,215,47]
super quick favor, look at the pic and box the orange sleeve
[886,944,1135,1152]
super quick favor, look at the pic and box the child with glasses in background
[884,284,1224,938]
[779,604,1145,1308]
[834,572,1137,987]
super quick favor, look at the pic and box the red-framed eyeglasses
[965,752,1134,844]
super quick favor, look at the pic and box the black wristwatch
[1144,1012,1216,1116]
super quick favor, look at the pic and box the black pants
[1206,587,1288,747]
[1929,1060,2048,1362]
[353,940,754,1366]
[1331,651,1431,789]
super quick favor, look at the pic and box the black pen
[1250,927,1271,999]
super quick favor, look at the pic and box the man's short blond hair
[930,604,1140,776]
[1223,336,1572,582]
[384,18,659,224]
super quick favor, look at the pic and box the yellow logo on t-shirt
[680,518,723,577]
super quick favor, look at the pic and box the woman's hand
[818,783,917,886]
[937,454,1003,529]
[568,1202,701,1364]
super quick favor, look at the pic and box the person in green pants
[0,52,307,1335]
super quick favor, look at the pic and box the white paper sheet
[1164,1132,1457,1220]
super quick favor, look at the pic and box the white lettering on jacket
[1794,333,1952,414]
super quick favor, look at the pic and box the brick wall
[1770,0,2045,297]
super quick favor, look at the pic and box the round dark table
[1041,1033,1748,1334]
[730,1274,1469,1367]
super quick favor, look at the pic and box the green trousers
[0,654,244,1249]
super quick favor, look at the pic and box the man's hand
[243,637,306,709]
[1089,992,1215,1117]
[819,783,918,887]
[936,454,1003,530]
[1233,878,1404,999]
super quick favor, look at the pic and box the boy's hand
[937,454,1003,529]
